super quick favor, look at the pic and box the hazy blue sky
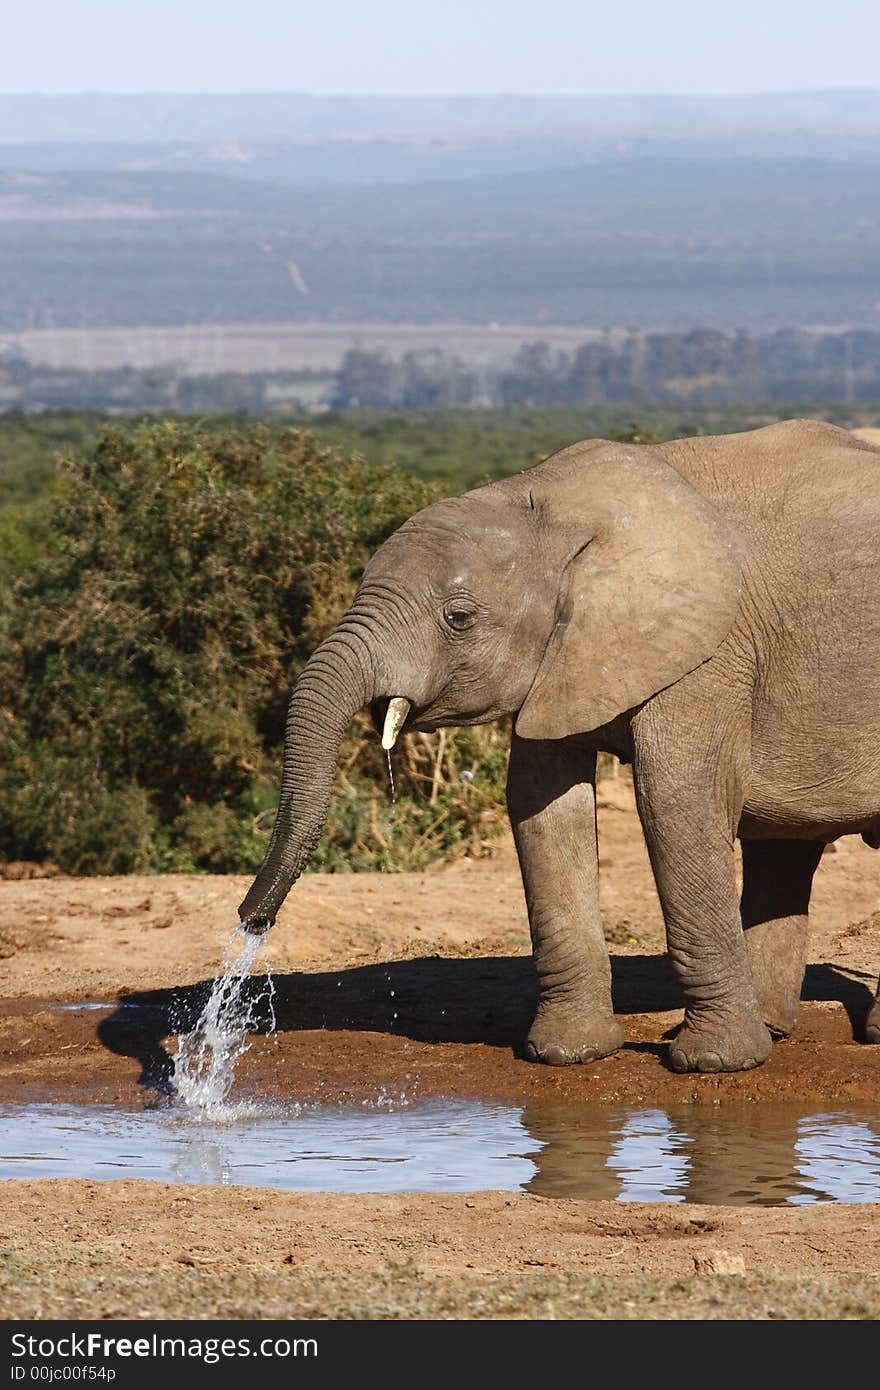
[3,0,879,96]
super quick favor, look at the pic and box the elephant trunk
[238,626,375,931]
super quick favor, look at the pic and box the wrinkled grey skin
[239,419,880,1073]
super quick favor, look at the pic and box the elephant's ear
[515,449,743,740]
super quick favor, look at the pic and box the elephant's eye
[444,605,477,632]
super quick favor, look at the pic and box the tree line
[3,326,880,415]
[332,328,880,410]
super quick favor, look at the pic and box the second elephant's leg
[740,838,824,1037]
[866,983,880,1044]
[507,733,624,1065]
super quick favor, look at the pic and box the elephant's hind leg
[507,734,624,1065]
[740,839,824,1038]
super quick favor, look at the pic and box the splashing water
[172,927,276,1121]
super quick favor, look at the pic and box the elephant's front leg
[507,733,624,1065]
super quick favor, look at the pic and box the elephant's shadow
[96,953,876,1095]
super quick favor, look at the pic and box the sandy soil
[1,780,879,1320]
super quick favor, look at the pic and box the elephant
[238,418,880,1074]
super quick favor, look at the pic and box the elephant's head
[238,439,741,930]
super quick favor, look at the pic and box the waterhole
[2,1100,879,1204]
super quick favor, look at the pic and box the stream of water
[386,751,396,803]
[172,927,276,1120]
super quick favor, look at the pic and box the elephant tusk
[381,697,412,750]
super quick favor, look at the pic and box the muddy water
[1,1099,879,1204]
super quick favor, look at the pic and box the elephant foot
[524,1009,624,1066]
[668,1009,772,1074]
[864,998,880,1045]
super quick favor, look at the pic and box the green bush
[2,420,508,874]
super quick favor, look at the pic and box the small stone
[694,1250,746,1276]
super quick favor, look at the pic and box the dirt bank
[1,782,879,1319]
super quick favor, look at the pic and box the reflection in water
[608,1109,691,1203]
[794,1114,880,1204]
[1,1100,879,1204]
[171,1133,232,1187]
[523,1103,880,1205]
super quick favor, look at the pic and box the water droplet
[386,751,396,802]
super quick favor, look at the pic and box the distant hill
[2,90,880,191]
[4,127,880,191]
[3,89,880,145]
[2,157,880,332]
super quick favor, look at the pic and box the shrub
[2,420,510,873]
